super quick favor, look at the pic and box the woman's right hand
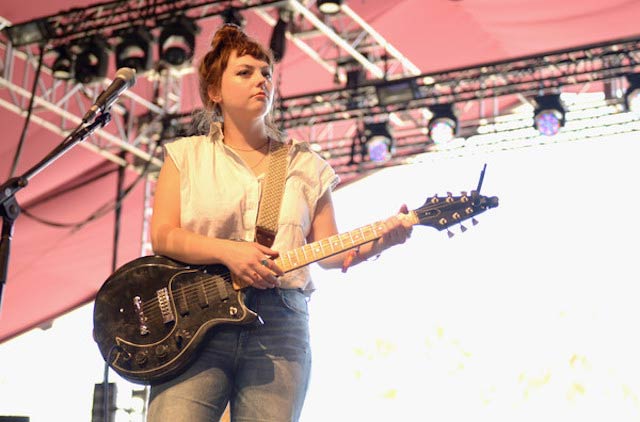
[222,240,284,290]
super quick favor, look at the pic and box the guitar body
[93,255,258,385]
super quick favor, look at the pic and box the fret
[287,250,298,268]
[304,244,317,262]
[372,223,383,238]
[294,248,303,267]
[347,230,355,247]
[363,225,372,239]
[336,233,345,249]
[331,234,341,252]
[313,241,323,258]
[318,239,326,256]
[301,244,309,263]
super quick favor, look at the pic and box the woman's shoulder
[287,138,338,174]
[286,138,317,155]
[165,134,211,152]
[163,135,214,168]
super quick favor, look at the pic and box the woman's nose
[256,74,268,87]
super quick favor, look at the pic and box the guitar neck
[274,211,419,273]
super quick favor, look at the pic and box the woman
[148,24,413,422]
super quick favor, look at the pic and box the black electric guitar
[93,189,498,384]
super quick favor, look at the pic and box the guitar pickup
[197,281,209,309]
[157,288,175,324]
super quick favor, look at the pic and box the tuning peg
[472,218,479,226]
[460,224,467,232]
[447,229,455,238]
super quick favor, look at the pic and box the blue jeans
[147,288,312,422]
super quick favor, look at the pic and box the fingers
[380,207,413,247]
[243,270,278,289]
[261,257,284,276]
[256,244,280,258]
[243,255,282,289]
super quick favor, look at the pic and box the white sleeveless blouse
[164,124,339,293]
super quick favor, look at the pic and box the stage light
[363,121,394,163]
[3,18,51,47]
[624,74,640,114]
[533,93,565,136]
[159,17,200,68]
[51,46,74,80]
[346,67,365,89]
[269,12,289,63]
[115,27,153,74]
[73,35,109,84]
[428,104,458,144]
[222,8,246,28]
[317,0,342,15]
[376,79,419,106]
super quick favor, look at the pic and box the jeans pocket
[278,289,309,317]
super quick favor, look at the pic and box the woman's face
[211,50,273,120]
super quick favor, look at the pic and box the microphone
[82,67,137,123]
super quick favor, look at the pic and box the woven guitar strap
[255,140,289,247]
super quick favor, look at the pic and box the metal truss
[0,0,419,180]
[278,35,640,128]
[0,40,172,171]
[3,2,640,188]
[277,35,640,184]
[5,0,283,47]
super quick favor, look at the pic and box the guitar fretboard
[274,211,419,273]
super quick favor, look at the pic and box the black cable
[70,144,160,233]
[103,351,110,422]
[20,143,160,230]
[22,166,119,210]
[9,45,46,178]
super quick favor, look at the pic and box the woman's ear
[208,85,221,104]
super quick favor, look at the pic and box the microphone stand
[0,112,112,314]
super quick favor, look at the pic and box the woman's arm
[150,157,282,288]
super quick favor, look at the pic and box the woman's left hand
[376,204,414,252]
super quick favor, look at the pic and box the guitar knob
[175,333,183,348]
[116,346,132,361]
[155,345,169,359]
[134,351,148,366]
[174,329,191,348]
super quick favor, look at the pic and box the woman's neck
[222,115,269,150]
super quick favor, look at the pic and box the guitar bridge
[133,296,149,336]
[157,287,175,324]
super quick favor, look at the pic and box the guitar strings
[138,271,235,326]
[140,272,233,315]
[135,224,385,325]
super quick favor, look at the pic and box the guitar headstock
[413,191,499,232]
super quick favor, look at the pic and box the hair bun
[210,23,245,47]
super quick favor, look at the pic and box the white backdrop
[1,130,639,421]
